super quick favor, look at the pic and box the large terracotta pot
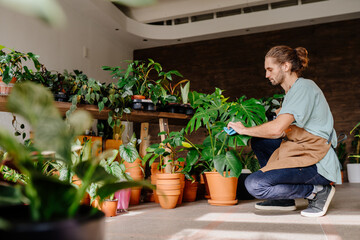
[156,173,181,209]
[204,172,238,206]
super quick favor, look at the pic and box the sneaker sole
[301,186,336,217]
[255,204,296,211]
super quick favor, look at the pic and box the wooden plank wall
[134,19,360,157]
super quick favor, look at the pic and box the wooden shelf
[0,96,192,125]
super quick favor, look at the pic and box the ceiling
[106,0,360,49]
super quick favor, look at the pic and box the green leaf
[98,101,105,112]
[119,144,139,163]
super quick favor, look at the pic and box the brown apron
[261,125,331,172]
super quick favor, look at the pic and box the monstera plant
[185,88,267,178]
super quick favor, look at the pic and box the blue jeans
[245,137,331,200]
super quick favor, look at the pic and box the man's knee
[245,171,268,199]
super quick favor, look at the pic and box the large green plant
[185,88,266,178]
[0,82,153,226]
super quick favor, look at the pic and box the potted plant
[88,149,132,217]
[348,122,360,183]
[0,45,41,95]
[180,81,194,115]
[143,130,188,208]
[185,88,266,205]
[119,133,144,205]
[0,82,153,238]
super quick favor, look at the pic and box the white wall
[0,0,136,142]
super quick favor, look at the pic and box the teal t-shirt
[278,77,342,184]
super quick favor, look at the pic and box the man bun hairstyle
[266,45,309,76]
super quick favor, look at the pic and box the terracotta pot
[105,139,122,162]
[124,159,144,205]
[183,180,198,202]
[150,174,159,203]
[91,197,102,210]
[0,76,16,96]
[71,175,90,205]
[156,173,181,209]
[177,173,185,205]
[200,173,211,199]
[101,199,118,217]
[77,135,103,156]
[156,190,181,209]
[204,172,238,206]
[131,95,145,100]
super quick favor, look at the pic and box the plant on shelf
[0,45,41,84]
[102,59,185,111]
[0,82,153,238]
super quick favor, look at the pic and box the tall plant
[185,88,266,178]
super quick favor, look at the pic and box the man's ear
[281,62,291,72]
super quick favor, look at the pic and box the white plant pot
[347,163,360,183]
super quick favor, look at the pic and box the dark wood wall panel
[134,19,360,153]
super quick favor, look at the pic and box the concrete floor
[104,183,360,240]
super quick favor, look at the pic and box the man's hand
[227,121,247,135]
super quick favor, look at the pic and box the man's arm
[227,113,295,139]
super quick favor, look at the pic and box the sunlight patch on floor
[167,229,334,240]
[195,212,360,226]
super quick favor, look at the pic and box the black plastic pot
[54,92,68,102]
[165,103,180,113]
[142,99,156,111]
[183,104,194,115]
[0,205,105,240]
[132,99,143,110]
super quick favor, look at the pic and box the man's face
[265,57,285,86]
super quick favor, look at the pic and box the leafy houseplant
[186,88,266,178]
[102,59,184,111]
[347,122,360,183]
[260,93,284,121]
[0,45,41,84]
[185,88,266,205]
[0,82,153,238]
